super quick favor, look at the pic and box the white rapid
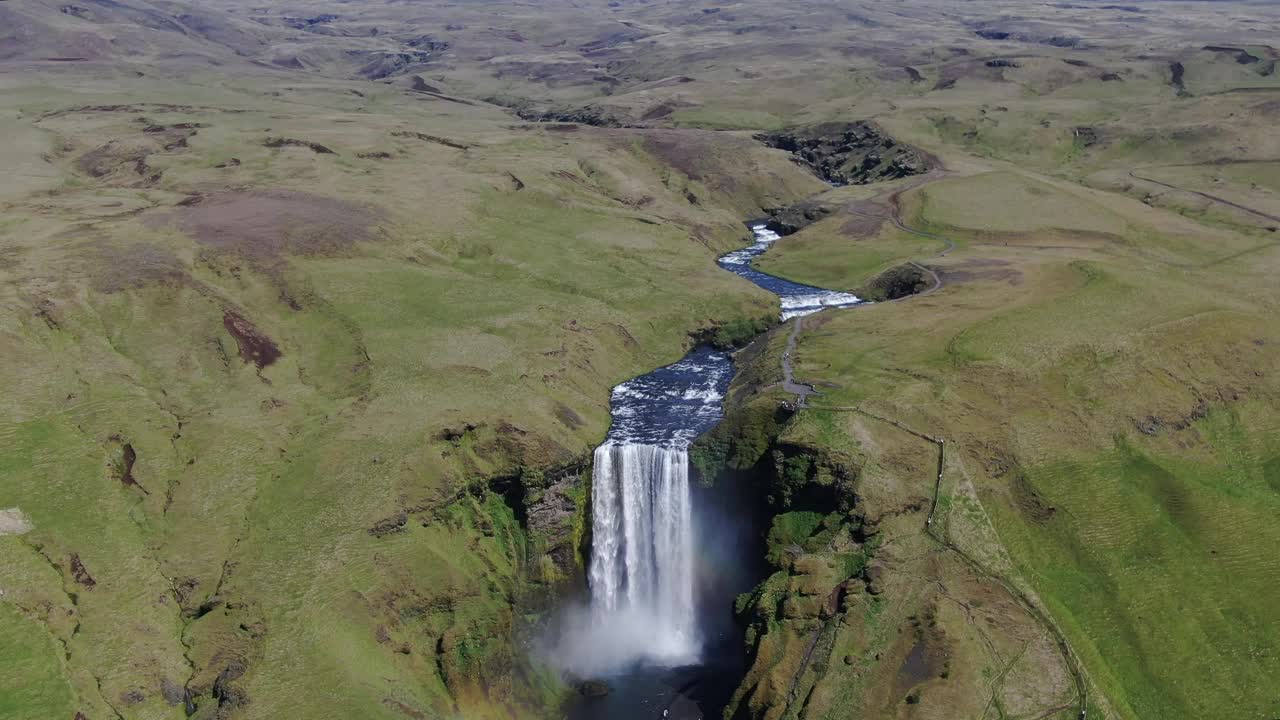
[718,224,863,319]
[588,442,698,665]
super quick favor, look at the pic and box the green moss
[710,314,775,350]
[765,511,824,567]
[0,605,76,720]
[570,471,592,571]
[690,398,787,483]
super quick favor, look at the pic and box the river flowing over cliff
[557,226,863,711]
[556,348,732,675]
[589,443,697,663]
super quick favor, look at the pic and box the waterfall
[589,442,697,664]
[549,346,730,675]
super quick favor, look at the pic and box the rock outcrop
[763,197,840,236]
[758,122,931,185]
[859,264,932,302]
[516,104,628,128]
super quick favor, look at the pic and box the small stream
[563,224,863,719]
[719,225,862,319]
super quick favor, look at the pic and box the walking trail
[769,171,1090,720]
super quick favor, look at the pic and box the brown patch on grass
[637,131,719,181]
[863,496,929,529]
[554,402,585,429]
[436,423,478,444]
[76,141,162,185]
[118,442,148,494]
[222,310,282,369]
[442,365,491,378]
[263,137,335,154]
[937,258,1022,286]
[1133,398,1210,436]
[159,190,380,263]
[640,99,694,121]
[41,103,243,119]
[1251,98,1280,118]
[888,606,952,705]
[368,512,409,537]
[89,241,189,293]
[75,125,198,185]
[390,130,470,150]
[606,322,640,349]
[896,636,940,688]
[1169,61,1188,95]
[551,169,588,188]
[382,698,427,719]
[1010,472,1056,523]
[839,213,885,238]
[410,75,442,93]
[474,420,576,472]
[32,297,62,330]
[838,199,890,238]
[70,553,97,587]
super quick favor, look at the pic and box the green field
[761,162,1280,718]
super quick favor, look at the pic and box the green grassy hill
[748,164,1280,719]
[0,65,819,720]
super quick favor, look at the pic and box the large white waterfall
[546,347,731,674]
[589,442,698,664]
[547,224,865,696]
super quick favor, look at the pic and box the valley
[2,2,1279,720]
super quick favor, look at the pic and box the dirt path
[770,161,1280,719]
[781,317,819,405]
[842,169,956,256]
[779,175,954,406]
[1129,168,1280,225]
[812,406,1089,720]
[886,179,957,256]
[841,172,957,304]
[765,180,954,408]
[904,261,945,299]
[771,171,1088,720]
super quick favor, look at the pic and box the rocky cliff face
[859,264,932,302]
[689,329,877,720]
[762,197,839,237]
[758,122,931,186]
[522,458,591,585]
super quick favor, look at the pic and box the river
[563,224,863,719]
